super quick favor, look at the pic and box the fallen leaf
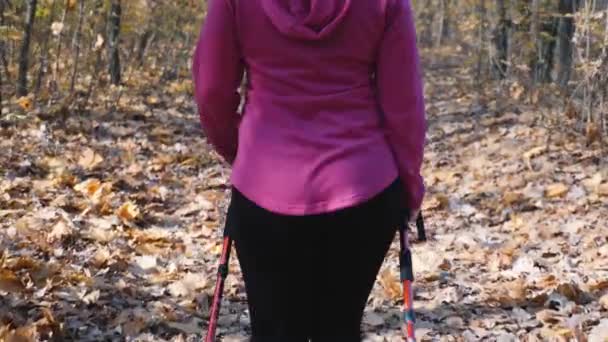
[134,255,157,272]
[600,294,608,310]
[502,191,524,205]
[445,316,464,329]
[598,183,608,196]
[164,318,204,335]
[16,96,33,111]
[48,220,73,243]
[74,178,102,197]
[81,289,100,304]
[90,247,111,268]
[588,319,608,342]
[85,227,116,243]
[583,173,603,193]
[536,309,564,324]
[0,269,24,293]
[545,183,569,198]
[2,324,37,342]
[78,148,104,170]
[363,312,384,327]
[555,283,585,304]
[117,201,140,222]
[379,268,401,301]
[168,272,207,298]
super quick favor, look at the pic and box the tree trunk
[0,0,4,111]
[0,44,3,117]
[70,0,86,93]
[476,0,487,87]
[52,3,70,96]
[0,0,5,26]
[556,0,576,88]
[493,0,510,78]
[17,0,38,97]
[436,0,451,47]
[108,0,122,85]
[34,0,58,98]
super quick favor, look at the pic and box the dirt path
[1,64,607,341]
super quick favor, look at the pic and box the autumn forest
[1,0,608,341]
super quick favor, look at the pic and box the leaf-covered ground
[1,62,608,341]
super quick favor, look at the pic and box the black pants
[228,180,405,342]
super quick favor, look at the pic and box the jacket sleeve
[192,0,244,164]
[377,0,427,210]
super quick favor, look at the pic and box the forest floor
[1,53,608,341]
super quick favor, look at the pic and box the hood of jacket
[261,0,352,40]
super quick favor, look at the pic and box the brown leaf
[502,191,524,206]
[555,283,585,304]
[2,325,37,342]
[0,269,24,293]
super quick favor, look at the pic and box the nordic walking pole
[205,229,233,342]
[399,212,426,342]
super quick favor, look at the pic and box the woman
[192,0,426,341]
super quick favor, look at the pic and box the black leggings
[228,180,405,342]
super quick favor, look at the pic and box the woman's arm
[192,0,244,165]
[377,0,427,210]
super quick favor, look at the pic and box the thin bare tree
[70,0,86,94]
[108,0,122,85]
[17,0,38,96]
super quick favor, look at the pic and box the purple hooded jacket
[192,0,426,215]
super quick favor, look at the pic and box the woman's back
[193,0,426,215]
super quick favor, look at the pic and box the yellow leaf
[67,0,77,10]
[146,95,161,105]
[78,148,104,170]
[545,183,569,198]
[16,96,33,111]
[74,178,101,197]
[378,268,401,301]
[502,191,524,205]
[117,201,140,221]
